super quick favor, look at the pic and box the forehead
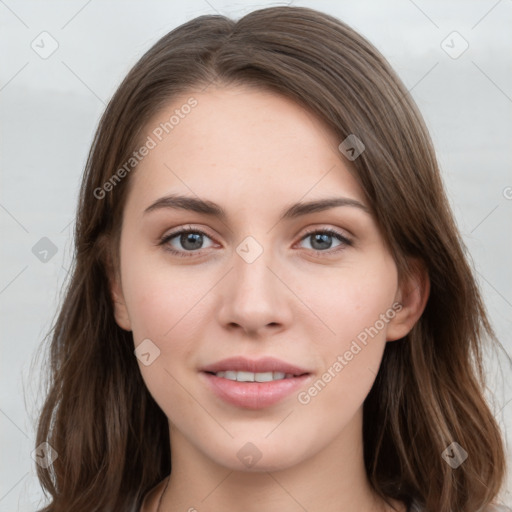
[124,85,366,216]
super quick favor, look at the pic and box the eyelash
[158,226,353,258]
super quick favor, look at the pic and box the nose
[216,238,293,337]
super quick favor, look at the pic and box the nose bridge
[232,233,277,301]
[216,231,288,333]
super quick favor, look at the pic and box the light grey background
[1,0,511,510]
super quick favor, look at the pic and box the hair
[33,5,508,512]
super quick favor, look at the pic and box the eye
[158,226,353,258]
[297,228,353,255]
[159,226,216,257]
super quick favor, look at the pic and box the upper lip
[200,356,310,376]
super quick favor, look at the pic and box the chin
[203,435,312,473]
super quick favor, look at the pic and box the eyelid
[161,224,216,241]
[159,224,218,249]
[158,225,222,261]
[299,226,353,244]
[295,226,353,256]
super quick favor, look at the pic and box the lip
[200,356,312,409]
[200,356,310,375]
[200,372,311,409]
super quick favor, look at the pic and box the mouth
[200,355,310,376]
[200,356,312,409]
[204,370,306,381]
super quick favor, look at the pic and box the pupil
[311,233,332,250]
[181,233,203,250]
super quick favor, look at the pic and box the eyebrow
[143,193,371,221]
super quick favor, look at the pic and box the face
[110,85,423,472]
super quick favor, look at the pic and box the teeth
[214,370,293,382]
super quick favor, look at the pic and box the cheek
[295,257,397,403]
[120,246,213,391]
[121,255,206,415]
[299,255,398,346]
[120,241,199,341]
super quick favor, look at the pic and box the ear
[108,269,132,332]
[386,258,430,342]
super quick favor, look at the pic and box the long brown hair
[33,6,508,511]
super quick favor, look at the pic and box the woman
[34,6,508,512]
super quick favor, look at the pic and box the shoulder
[139,477,169,512]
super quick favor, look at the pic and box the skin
[110,85,429,512]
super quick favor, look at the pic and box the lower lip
[200,372,311,409]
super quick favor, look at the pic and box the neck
[158,409,403,512]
